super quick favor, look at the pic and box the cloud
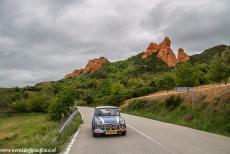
[141,0,230,52]
[0,0,229,87]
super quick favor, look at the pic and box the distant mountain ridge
[65,36,191,79]
[190,45,228,63]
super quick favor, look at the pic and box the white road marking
[127,123,173,154]
[63,125,81,154]
[63,109,84,154]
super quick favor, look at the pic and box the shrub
[105,93,124,107]
[149,80,159,92]
[91,70,108,79]
[128,99,147,110]
[75,100,87,106]
[26,94,52,112]
[131,87,152,97]
[157,73,176,92]
[48,86,75,121]
[80,92,93,105]
[164,95,182,110]
[11,100,27,112]
[11,93,54,113]
[183,114,193,122]
[174,63,206,87]
[23,86,41,92]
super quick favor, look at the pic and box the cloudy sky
[0,0,229,87]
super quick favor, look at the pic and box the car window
[95,108,120,116]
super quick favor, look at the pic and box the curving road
[68,107,230,154]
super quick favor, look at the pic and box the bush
[174,63,206,87]
[149,80,159,92]
[23,86,41,92]
[164,95,182,110]
[75,100,87,106]
[11,100,27,112]
[131,87,152,97]
[157,73,176,92]
[26,94,52,112]
[104,93,124,107]
[128,99,159,110]
[128,100,148,110]
[48,86,75,121]
[81,94,93,105]
[11,93,54,113]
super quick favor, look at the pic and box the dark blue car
[92,106,127,137]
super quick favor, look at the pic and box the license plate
[105,130,117,135]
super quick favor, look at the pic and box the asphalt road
[68,107,230,154]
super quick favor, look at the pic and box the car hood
[97,116,120,124]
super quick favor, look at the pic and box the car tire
[93,132,98,137]
[121,131,126,136]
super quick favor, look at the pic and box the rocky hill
[1,36,229,110]
[142,36,190,66]
[1,37,229,138]
[65,57,109,79]
[65,36,190,78]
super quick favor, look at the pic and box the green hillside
[190,45,228,63]
[0,44,229,113]
[0,44,229,138]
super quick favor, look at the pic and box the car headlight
[95,118,102,125]
[119,117,125,125]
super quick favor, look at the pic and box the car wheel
[93,132,98,137]
[121,131,126,136]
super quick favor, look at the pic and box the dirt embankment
[122,83,230,107]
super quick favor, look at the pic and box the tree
[174,63,204,87]
[48,86,75,121]
[222,47,230,64]
[111,82,125,95]
[221,47,230,84]
[149,79,159,92]
[157,74,176,92]
[82,93,93,105]
[208,55,229,85]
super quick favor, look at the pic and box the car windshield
[95,108,120,116]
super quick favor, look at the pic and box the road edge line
[63,109,84,154]
[127,123,173,154]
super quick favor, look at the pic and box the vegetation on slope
[0,45,230,110]
[0,113,82,152]
[190,45,228,63]
[122,88,230,136]
[0,44,229,142]
[0,83,82,151]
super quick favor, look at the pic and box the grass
[0,112,82,153]
[122,97,230,137]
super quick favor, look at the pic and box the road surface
[68,107,230,154]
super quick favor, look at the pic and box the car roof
[95,106,118,109]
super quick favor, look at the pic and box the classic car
[92,106,127,137]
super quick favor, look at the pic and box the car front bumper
[93,126,127,135]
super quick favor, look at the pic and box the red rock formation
[142,36,189,67]
[84,57,109,73]
[142,36,177,67]
[177,48,190,63]
[159,36,171,47]
[65,69,84,79]
[157,47,177,67]
[142,42,159,59]
[64,57,109,79]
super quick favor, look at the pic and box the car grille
[100,124,120,130]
